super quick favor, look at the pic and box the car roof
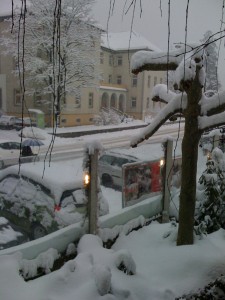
[0,160,84,201]
[102,143,165,162]
[0,115,16,119]
[0,140,21,144]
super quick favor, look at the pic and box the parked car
[98,150,140,188]
[0,140,21,169]
[0,140,39,169]
[98,144,165,190]
[0,115,17,129]
[0,161,109,240]
[14,117,37,130]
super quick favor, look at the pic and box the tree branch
[201,90,225,116]
[131,94,187,147]
[152,84,180,103]
[198,111,225,133]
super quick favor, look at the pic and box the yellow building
[0,14,165,127]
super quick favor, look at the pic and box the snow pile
[99,215,145,242]
[19,127,48,140]
[20,248,60,279]
[1,222,225,299]
[0,217,23,246]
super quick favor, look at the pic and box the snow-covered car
[0,115,17,129]
[0,161,109,240]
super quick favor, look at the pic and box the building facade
[0,16,165,127]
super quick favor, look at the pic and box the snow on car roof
[104,141,181,162]
[0,160,84,201]
[104,143,164,162]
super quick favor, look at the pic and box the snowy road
[38,122,184,160]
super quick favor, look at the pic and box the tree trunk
[177,67,202,245]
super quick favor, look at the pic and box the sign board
[122,157,182,208]
[122,160,162,208]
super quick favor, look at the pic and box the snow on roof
[28,109,44,114]
[101,31,161,52]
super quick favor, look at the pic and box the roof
[101,31,161,52]
[103,143,165,162]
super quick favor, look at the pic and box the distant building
[99,31,165,121]
[0,14,166,127]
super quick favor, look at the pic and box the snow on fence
[0,195,162,260]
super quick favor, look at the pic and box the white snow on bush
[99,215,145,242]
[20,248,60,279]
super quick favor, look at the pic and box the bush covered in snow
[195,148,225,236]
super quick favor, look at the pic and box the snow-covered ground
[1,123,225,300]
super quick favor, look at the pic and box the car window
[9,142,20,150]
[72,189,86,205]
[0,142,9,149]
[111,157,130,167]
[99,155,114,165]
[60,189,86,208]
[60,190,75,208]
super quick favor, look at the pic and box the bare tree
[130,44,225,245]
[1,0,100,124]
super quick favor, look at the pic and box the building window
[14,89,22,106]
[89,118,93,122]
[154,76,157,86]
[75,98,81,108]
[108,75,112,84]
[132,75,137,87]
[117,75,122,84]
[76,118,81,123]
[61,118,67,124]
[0,88,2,109]
[109,55,113,66]
[117,56,122,66]
[148,75,151,88]
[146,97,150,109]
[34,91,42,106]
[131,97,137,108]
[100,52,104,64]
[88,92,94,108]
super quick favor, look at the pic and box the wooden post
[88,149,99,235]
[162,140,173,223]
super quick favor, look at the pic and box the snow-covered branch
[131,94,187,147]
[131,43,203,75]
[152,84,180,104]
[198,111,225,132]
[200,91,225,116]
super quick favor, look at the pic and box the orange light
[84,172,90,186]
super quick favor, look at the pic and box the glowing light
[84,172,90,185]
[160,159,165,167]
